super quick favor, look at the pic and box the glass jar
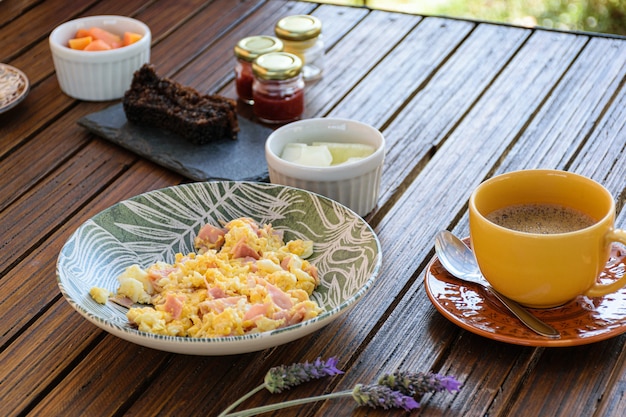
[233,36,283,104]
[252,52,304,124]
[274,15,324,82]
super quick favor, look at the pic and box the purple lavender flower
[264,357,344,394]
[378,370,462,396]
[439,375,462,393]
[351,384,420,411]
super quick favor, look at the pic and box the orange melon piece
[123,31,143,46]
[83,39,112,51]
[75,28,91,38]
[68,36,93,50]
[88,27,122,48]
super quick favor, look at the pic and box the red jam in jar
[252,52,305,124]
[253,86,304,123]
[234,36,283,104]
[235,61,254,103]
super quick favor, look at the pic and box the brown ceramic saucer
[424,238,626,347]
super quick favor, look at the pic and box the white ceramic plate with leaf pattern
[57,181,382,355]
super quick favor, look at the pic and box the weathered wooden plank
[0,140,137,273]
[303,3,371,59]
[24,329,169,417]
[0,99,105,212]
[0,0,98,61]
[0,301,104,417]
[503,340,626,416]
[315,290,537,415]
[0,0,42,28]
[4,38,51,87]
[374,22,530,206]
[121,352,261,416]
[377,29,586,227]
[495,36,626,179]
[0,163,180,416]
[329,16,474,126]
[571,78,626,200]
[0,76,75,156]
[0,156,180,345]
[595,343,626,417]
[303,9,421,117]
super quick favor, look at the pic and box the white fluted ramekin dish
[49,15,151,101]
[265,118,385,217]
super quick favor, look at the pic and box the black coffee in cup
[486,203,595,234]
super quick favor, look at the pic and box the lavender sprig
[219,357,460,417]
[217,357,343,417]
[265,357,343,393]
[378,370,462,396]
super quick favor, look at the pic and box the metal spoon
[434,230,560,339]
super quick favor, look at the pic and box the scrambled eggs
[92,217,321,338]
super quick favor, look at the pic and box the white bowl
[265,118,385,216]
[49,15,151,101]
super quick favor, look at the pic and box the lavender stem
[217,384,266,417]
[223,391,352,417]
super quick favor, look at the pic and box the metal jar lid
[274,15,322,41]
[252,52,303,80]
[234,36,284,61]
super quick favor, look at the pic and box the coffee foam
[486,203,595,234]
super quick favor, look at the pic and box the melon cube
[68,36,93,50]
[312,142,375,165]
[123,31,143,46]
[281,143,307,163]
[281,143,332,167]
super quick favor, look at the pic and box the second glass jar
[274,15,324,82]
[252,52,304,124]
[234,36,283,104]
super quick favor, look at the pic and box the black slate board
[77,103,273,182]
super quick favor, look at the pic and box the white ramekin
[265,118,385,217]
[49,15,151,101]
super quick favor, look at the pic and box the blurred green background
[309,0,626,36]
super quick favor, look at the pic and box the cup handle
[585,228,626,298]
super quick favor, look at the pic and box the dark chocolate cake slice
[123,64,239,145]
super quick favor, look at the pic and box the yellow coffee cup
[469,169,626,308]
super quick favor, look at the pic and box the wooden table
[2,1,626,415]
